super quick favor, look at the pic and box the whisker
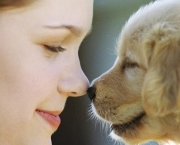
[87,104,111,135]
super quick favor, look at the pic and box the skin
[0,0,93,145]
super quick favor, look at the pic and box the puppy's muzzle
[87,86,96,101]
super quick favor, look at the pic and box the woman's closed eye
[43,45,66,53]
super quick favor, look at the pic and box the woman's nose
[57,70,89,97]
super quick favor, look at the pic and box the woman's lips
[36,109,61,129]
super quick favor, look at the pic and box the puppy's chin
[110,132,126,144]
[110,131,143,145]
[110,113,147,144]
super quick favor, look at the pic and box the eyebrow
[44,24,92,37]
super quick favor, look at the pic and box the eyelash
[43,45,66,53]
[122,61,138,70]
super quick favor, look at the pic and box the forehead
[0,0,93,36]
[4,0,93,21]
[116,28,144,64]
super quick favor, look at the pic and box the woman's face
[0,0,93,145]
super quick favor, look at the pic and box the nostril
[87,86,96,101]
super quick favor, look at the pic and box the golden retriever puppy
[88,0,180,144]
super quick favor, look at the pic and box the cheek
[0,61,55,106]
[0,45,57,112]
[125,68,146,93]
[0,56,59,139]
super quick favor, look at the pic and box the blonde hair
[0,0,36,8]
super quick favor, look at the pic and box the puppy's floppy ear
[142,22,180,116]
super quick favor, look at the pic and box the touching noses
[57,66,89,97]
[87,86,96,100]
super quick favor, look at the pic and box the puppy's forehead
[125,49,138,61]
[116,33,142,64]
[116,25,144,64]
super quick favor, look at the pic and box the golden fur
[90,0,180,144]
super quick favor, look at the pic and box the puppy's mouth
[111,112,145,135]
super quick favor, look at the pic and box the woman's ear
[142,22,180,116]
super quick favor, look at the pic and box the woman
[0,0,93,145]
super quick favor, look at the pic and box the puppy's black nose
[87,86,96,101]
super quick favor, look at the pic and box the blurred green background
[52,0,158,145]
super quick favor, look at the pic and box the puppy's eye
[122,61,138,70]
[43,45,66,53]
